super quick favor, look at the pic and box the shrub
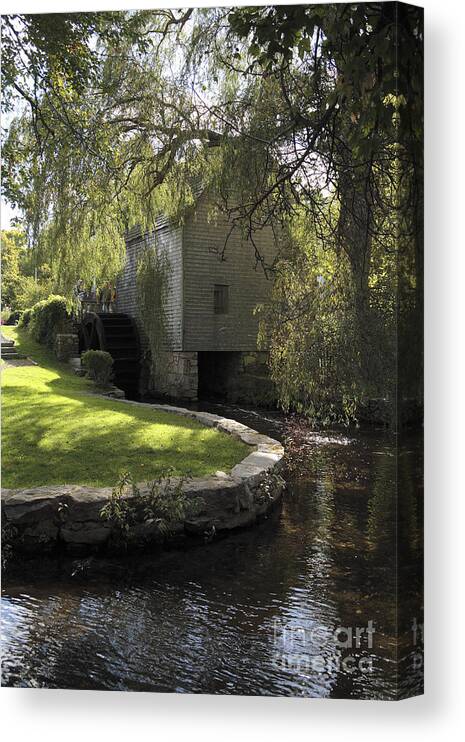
[7,309,21,325]
[28,295,69,347]
[100,470,202,542]
[18,307,32,328]
[82,349,114,387]
[2,308,21,326]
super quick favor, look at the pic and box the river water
[1,404,423,698]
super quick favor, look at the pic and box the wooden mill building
[115,192,278,403]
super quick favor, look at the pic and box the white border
[1,0,464,739]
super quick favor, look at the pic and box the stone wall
[147,350,198,401]
[2,403,285,558]
[197,350,275,406]
[228,351,276,406]
[146,349,275,405]
[54,333,79,362]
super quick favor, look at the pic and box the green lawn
[1,327,248,489]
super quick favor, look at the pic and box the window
[214,284,229,314]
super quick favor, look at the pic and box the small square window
[214,284,229,314]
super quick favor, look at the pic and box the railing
[79,298,116,315]
[71,297,117,324]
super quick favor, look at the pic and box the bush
[9,310,21,325]
[82,350,114,387]
[28,295,69,347]
[100,470,201,542]
[18,307,33,328]
[4,309,21,325]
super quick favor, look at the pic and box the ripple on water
[2,423,423,698]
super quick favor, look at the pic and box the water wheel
[80,312,140,396]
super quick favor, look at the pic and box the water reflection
[1,414,423,699]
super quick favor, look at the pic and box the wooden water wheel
[80,312,140,396]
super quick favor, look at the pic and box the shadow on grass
[2,329,248,489]
[3,381,248,488]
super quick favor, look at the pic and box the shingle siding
[182,198,277,351]
[116,224,184,351]
[116,195,277,354]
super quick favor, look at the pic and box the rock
[60,523,111,546]
[1,406,285,557]
[68,357,81,371]
[54,333,79,362]
[100,385,126,399]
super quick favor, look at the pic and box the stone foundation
[2,404,285,558]
[229,351,276,406]
[150,350,199,401]
[140,347,275,406]
[198,350,275,406]
[54,333,79,362]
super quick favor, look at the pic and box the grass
[1,327,249,489]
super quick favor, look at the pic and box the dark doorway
[197,351,241,400]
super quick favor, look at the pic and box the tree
[1,230,23,307]
[2,5,423,417]
[0,229,54,311]
[227,3,423,416]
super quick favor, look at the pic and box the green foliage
[14,275,53,311]
[100,469,203,540]
[260,209,396,423]
[140,471,202,534]
[1,230,22,307]
[81,349,114,388]
[1,11,206,299]
[1,307,12,324]
[2,12,156,112]
[2,7,423,422]
[1,229,53,310]
[228,3,423,158]
[18,307,32,328]
[28,295,69,347]
[99,471,136,535]
[136,245,169,383]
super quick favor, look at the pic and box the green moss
[1,327,248,489]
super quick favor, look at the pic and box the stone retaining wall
[54,332,79,362]
[1,403,285,557]
[152,351,199,401]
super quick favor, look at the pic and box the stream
[1,403,423,698]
